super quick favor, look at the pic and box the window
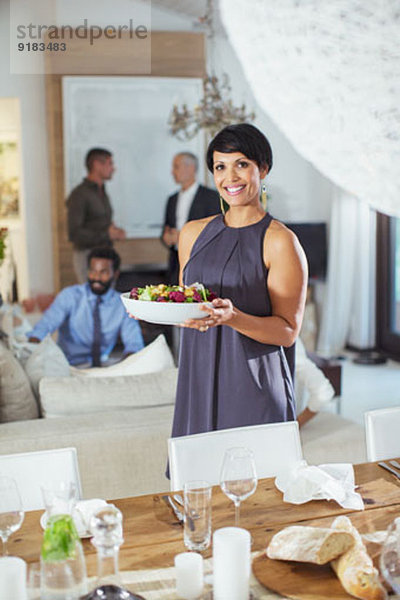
[376,212,400,359]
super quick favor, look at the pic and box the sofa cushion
[40,367,178,417]
[71,334,174,377]
[23,337,70,399]
[0,341,39,422]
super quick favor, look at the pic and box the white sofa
[0,368,366,499]
[0,311,367,499]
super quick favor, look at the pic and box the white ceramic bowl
[120,292,212,325]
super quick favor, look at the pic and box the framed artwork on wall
[62,76,206,238]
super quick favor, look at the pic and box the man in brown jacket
[66,148,126,283]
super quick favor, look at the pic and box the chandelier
[168,1,255,141]
[169,74,255,141]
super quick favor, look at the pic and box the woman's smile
[225,184,246,196]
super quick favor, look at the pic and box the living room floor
[335,352,400,425]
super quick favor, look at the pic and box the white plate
[40,512,91,539]
[120,292,212,325]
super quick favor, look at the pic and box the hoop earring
[261,184,267,212]
[219,195,226,216]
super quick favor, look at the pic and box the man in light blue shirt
[28,247,144,366]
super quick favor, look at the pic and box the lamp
[168,0,255,141]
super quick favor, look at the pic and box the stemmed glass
[0,476,24,555]
[380,517,400,593]
[220,447,257,527]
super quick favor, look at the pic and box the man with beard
[28,247,144,366]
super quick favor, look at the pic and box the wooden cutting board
[252,553,353,600]
[252,506,391,600]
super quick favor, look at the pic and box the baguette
[266,525,354,565]
[330,516,387,600]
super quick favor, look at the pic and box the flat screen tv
[284,222,328,281]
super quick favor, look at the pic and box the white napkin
[73,499,108,533]
[275,460,364,510]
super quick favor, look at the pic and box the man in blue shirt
[28,247,144,366]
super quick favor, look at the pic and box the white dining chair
[365,407,400,462]
[168,421,303,491]
[0,447,82,511]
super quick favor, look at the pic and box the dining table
[9,460,400,599]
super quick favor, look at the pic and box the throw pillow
[40,367,178,417]
[24,337,70,399]
[71,334,174,378]
[0,341,39,422]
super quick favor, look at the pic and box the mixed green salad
[129,283,216,303]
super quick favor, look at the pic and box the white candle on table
[213,527,251,600]
[0,556,28,600]
[175,552,203,599]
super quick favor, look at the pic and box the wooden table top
[9,461,400,576]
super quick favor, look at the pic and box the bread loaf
[330,516,387,600]
[266,525,354,564]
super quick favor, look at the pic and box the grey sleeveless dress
[171,213,296,440]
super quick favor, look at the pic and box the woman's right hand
[181,297,235,332]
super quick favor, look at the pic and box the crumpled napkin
[275,460,364,510]
[73,499,108,534]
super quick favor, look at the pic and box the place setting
[157,451,400,600]
[2,454,400,599]
[154,446,259,600]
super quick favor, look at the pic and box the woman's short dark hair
[87,247,121,272]
[206,124,273,173]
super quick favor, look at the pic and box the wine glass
[220,447,257,527]
[0,476,24,555]
[380,517,400,593]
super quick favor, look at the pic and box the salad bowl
[120,292,212,325]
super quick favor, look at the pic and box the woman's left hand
[181,298,235,332]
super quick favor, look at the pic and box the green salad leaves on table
[129,283,217,304]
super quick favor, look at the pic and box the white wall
[0,0,334,296]
[211,33,334,224]
[0,2,53,298]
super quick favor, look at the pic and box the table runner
[115,552,289,600]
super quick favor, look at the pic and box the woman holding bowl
[170,123,308,440]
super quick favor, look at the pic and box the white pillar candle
[0,556,28,600]
[175,552,204,599]
[213,527,251,600]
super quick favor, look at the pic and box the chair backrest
[0,448,82,511]
[365,407,400,462]
[168,421,303,491]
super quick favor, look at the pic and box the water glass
[41,481,77,518]
[0,476,25,555]
[183,481,212,552]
